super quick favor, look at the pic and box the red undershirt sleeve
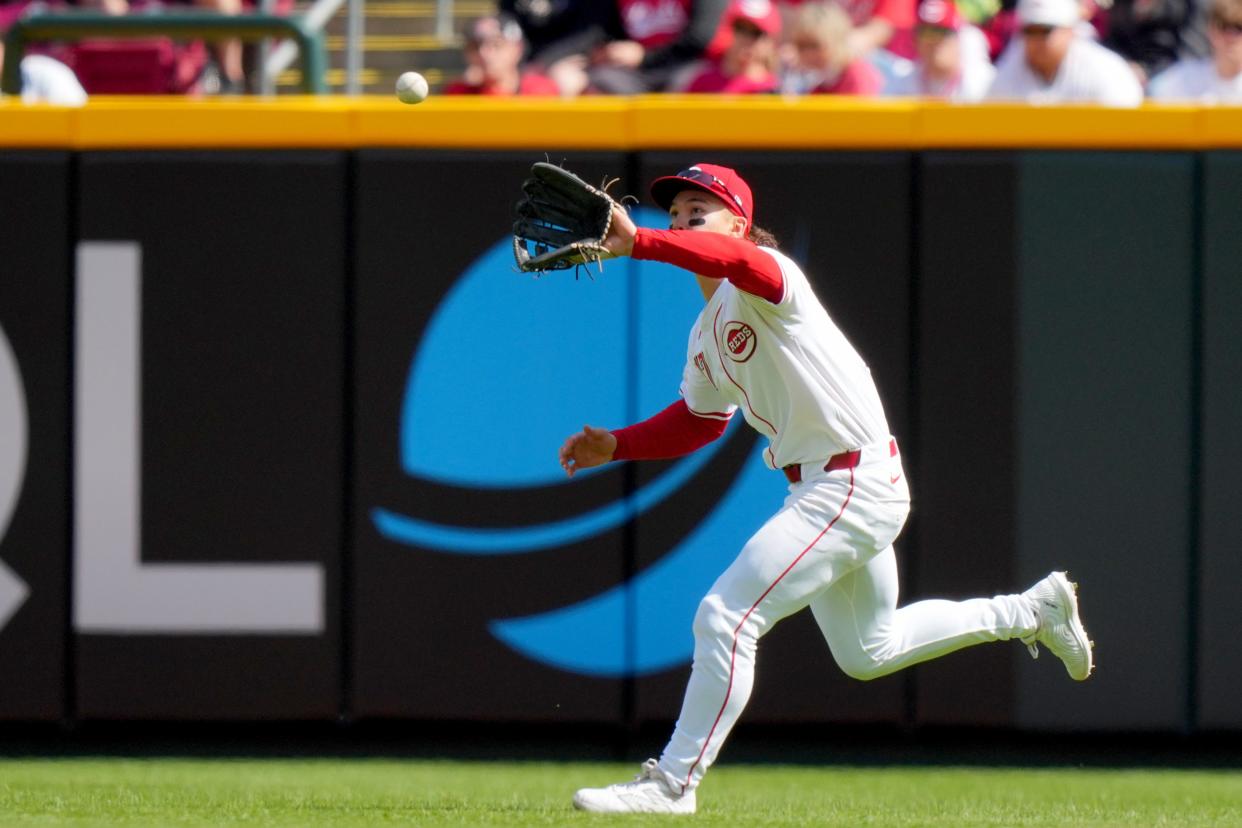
[611,399,729,461]
[631,227,785,304]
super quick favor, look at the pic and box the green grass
[0,758,1239,826]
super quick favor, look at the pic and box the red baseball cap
[917,0,963,30]
[650,164,755,223]
[731,0,782,36]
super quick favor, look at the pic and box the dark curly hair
[748,224,779,249]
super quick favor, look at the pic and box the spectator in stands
[781,1,884,94]
[885,0,995,99]
[73,0,246,93]
[981,0,1104,63]
[6,53,91,103]
[979,0,1020,60]
[781,0,917,58]
[1148,0,1242,100]
[986,0,1143,104]
[1103,0,1209,85]
[201,0,245,92]
[0,5,89,104]
[508,0,732,94]
[589,0,730,93]
[502,0,610,66]
[443,13,559,95]
[685,0,782,91]
[501,0,606,96]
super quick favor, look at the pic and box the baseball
[395,71,429,104]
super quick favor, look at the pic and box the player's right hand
[559,425,617,478]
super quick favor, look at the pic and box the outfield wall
[0,99,1239,734]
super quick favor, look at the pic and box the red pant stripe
[681,467,856,793]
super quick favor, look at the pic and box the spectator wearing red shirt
[783,1,885,94]
[686,0,782,91]
[444,14,560,96]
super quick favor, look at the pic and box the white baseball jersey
[986,35,1144,106]
[678,246,891,471]
[1148,58,1242,102]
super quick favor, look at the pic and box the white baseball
[395,71,429,104]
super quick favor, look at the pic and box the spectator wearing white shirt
[16,55,89,105]
[885,0,995,100]
[0,19,87,105]
[1148,0,1242,101]
[986,0,1144,105]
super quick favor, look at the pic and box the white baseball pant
[658,439,1039,794]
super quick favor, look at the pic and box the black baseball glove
[512,162,623,273]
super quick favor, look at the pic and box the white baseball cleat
[572,758,696,814]
[1021,571,1094,680]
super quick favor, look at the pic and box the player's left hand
[559,425,617,477]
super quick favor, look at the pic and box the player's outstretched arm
[558,400,730,482]
[559,426,617,478]
[631,229,784,303]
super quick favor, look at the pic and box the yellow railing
[2,95,1241,149]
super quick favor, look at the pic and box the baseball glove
[512,162,622,274]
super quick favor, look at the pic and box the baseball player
[558,164,1094,815]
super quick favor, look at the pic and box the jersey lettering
[694,351,717,388]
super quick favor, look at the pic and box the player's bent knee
[692,594,738,643]
[834,650,886,682]
[839,665,882,681]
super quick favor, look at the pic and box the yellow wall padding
[2,95,1240,149]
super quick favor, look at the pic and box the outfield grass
[0,758,1239,826]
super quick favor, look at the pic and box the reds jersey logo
[722,321,757,362]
